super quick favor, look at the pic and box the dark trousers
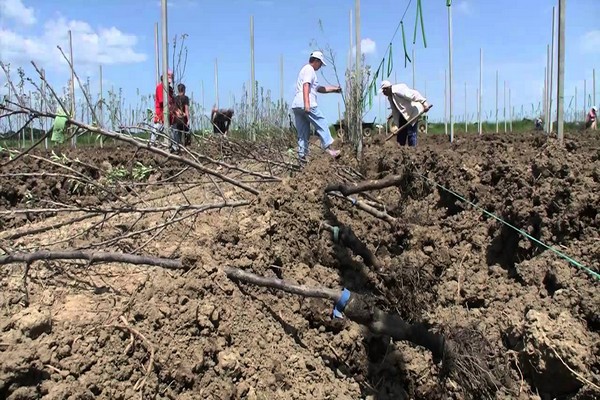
[396,115,418,147]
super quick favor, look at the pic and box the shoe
[326,148,340,158]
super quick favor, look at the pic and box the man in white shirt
[381,80,431,147]
[291,51,342,162]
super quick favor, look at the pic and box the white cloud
[0,0,36,25]
[580,31,600,54]
[352,38,377,56]
[0,15,147,70]
[456,1,472,15]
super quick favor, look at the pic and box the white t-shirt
[292,64,319,109]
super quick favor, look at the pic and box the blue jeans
[292,107,334,159]
[397,121,417,147]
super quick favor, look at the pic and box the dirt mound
[1,131,599,399]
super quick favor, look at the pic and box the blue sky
[1,0,599,125]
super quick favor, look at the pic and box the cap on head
[310,50,327,66]
[380,80,392,91]
[593,106,598,112]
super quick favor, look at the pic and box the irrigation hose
[413,170,600,282]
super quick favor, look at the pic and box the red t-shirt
[154,83,175,123]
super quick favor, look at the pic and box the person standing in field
[291,50,342,163]
[151,70,175,148]
[381,80,431,147]
[174,83,191,147]
[585,106,597,130]
[211,108,234,136]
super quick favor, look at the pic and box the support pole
[479,48,483,135]
[544,45,552,133]
[99,65,104,148]
[280,54,284,127]
[161,0,170,135]
[215,59,219,108]
[41,68,48,149]
[509,87,513,132]
[68,30,76,148]
[444,69,448,135]
[593,68,596,108]
[575,86,577,123]
[412,48,415,88]
[154,22,160,84]
[464,82,467,133]
[447,2,454,142]
[250,15,256,137]
[503,80,507,133]
[556,0,565,142]
[495,70,499,133]
[425,81,428,133]
[355,0,362,156]
[584,79,587,120]
[549,6,556,133]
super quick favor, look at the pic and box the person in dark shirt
[211,107,234,135]
[174,83,191,146]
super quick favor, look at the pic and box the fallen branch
[325,174,404,196]
[328,192,397,226]
[0,250,183,270]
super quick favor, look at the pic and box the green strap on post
[401,22,411,68]
[413,0,427,48]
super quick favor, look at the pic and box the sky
[1,0,599,125]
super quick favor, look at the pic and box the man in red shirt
[150,70,175,147]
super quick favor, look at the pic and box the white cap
[310,51,327,66]
[593,106,598,112]
[380,80,392,90]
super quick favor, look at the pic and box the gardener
[291,50,342,163]
[151,70,175,148]
[585,106,597,130]
[211,108,234,136]
[381,80,431,147]
[174,83,191,147]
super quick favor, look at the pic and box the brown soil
[0,131,599,400]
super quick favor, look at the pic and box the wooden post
[556,0,565,142]
[154,22,160,84]
[549,6,555,133]
[160,0,170,135]
[68,30,76,148]
[479,48,483,135]
[447,2,454,142]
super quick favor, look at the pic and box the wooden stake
[447,2,454,142]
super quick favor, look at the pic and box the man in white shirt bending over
[291,51,342,163]
[381,80,431,147]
